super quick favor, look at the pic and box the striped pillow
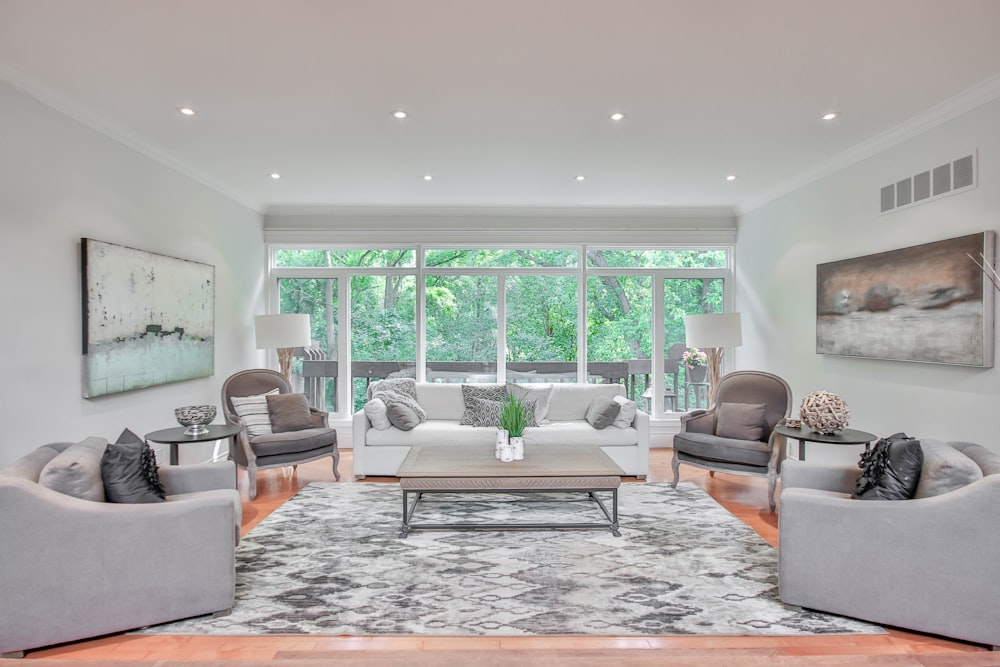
[231,389,279,437]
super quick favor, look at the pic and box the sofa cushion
[387,402,422,431]
[548,384,624,421]
[366,420,499,447]
[611,396,638,428]
[38,436,109,501]
[414,383,466,420]
[459,384,506,425]
[673,432,772,467]
[524,421,639,447]
[466,396,504,428]
[101,429,166,503]
[0,443,69,482]
[585,395,621,429]
[266,393,314,433]
[249,427,337,457]
[914,439,983,498]
[231,389,279,437]
[852,433,923,501]
[950,442,1000,476]
[507,382,554,424]
[716,402,768,441]
[364,398,392,430]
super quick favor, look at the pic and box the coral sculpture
[799,390,850,434]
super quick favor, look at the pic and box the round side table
[773,424,878,461]
[145,423,244,465]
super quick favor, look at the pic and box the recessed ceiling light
[610,112,625,121]
[178,107,196,116]
[576,175,586,181]
[270,173,281,180]
[725,175,737,182]
[393,110,408,119]
[423,174,433,181]
[821,112,839,121]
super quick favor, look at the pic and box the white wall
[0,81,266,465]
[736,97,1000,464]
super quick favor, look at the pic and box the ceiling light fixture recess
[821,112,839,121]
[270,173,281,180]
[423,174,432,181]
[725,175,737,181]
[393,110,408,119]
[576,175,586,181]
[178,107,195,116]
[610,112,625,121]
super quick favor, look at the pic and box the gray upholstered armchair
[221,368,339,499]
[670,370,792,511]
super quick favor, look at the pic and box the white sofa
[352,383,649,478]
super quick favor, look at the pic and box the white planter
[511,436,525,460]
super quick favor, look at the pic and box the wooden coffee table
[396,444,625,538]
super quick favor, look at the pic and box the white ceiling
[2,0,1000,214]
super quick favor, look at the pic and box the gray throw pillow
[852,433,923,501]
[585,395,621,430]
[460,384,507,425]
[611,395,638,428]
[716,402,767,441]
[914,440,983,498]
[38,436,109,501]
[506,382,554,424]
[101,429,166,503]
[387,402,422,431]
[266,393,314,433]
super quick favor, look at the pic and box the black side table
[145,424,244,465]
[773,424,878,461]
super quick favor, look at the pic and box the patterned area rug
[139,482,881,636]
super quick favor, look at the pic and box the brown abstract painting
[816,232,995,366]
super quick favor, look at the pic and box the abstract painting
[816,232,994,367]
[82,238,215,397]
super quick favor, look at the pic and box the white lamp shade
[684,312,742,349]
[254,314,311,350]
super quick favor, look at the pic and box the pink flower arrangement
[682,348,708,367]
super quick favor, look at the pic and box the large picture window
[270,245,731,415]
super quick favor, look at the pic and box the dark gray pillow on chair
[715,402,767,441]
[266,393,314,433]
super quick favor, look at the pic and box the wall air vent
[880,152,977,214]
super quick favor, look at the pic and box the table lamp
[254,314,312,382]
[684,312,742,405]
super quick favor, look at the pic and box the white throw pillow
[231,389,279,437]
[364,398,392,430]
[507,382,554,425]
[611,395,638,428]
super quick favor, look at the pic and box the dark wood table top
[773,424,877,445]
[145,423,243,444]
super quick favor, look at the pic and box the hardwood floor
[22,449,994,664]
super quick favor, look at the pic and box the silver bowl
[174,405,217,435]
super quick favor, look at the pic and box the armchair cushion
[673,432,772,467]
[231,389,279,437]
[914,439,983,498]
[248,427,337,457]
[715,402,767,441]
[266,393,314,433]
[38,436,108,502]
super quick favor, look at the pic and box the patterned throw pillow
[466,397,504,428]
[460,384,506,425]
[366,377,418,401]
[231,389,280,437]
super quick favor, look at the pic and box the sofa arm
[159,460,237,495]
[780,458,859,494]
[779,474,1000,647]
[633,409,650,478]
[352,409,372,479]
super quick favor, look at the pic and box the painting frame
[81,238,215,397]
[816,232,995,367]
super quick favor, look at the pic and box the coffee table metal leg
[588,490,621,537]
[400,490,424,538]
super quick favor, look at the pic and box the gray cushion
[101,429,166,504]
[951,442,1000,476]
[266,393,314,433]
[460,384,506,425]
[387,402,421,431]
[914,440,983,498]
[38,436,109,501]
[249,427,337,457]
[716,402,767,441]
[585,395,621,430]
[673,431,772,467]
[507,382,554,424]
